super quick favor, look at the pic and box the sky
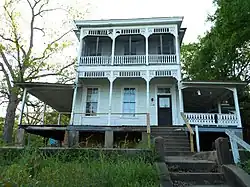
[85,0,215,43]
[0,0,215,117]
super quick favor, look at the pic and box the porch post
[146,80,150,112]
[175,33,180,64]
[145,35,149,65]
[111,29,116,65]
[178,82,184,124]
[70,78,78,125]
[108,75,114,126]
[18,88,27,126]
[41,103,46,124]
[232,88,242,128]
[217,102,222,114]
[69,28,83,125]
[57,113,61,125]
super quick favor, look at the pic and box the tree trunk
[3,91,19,143]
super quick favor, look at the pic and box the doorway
[157,95,172,126]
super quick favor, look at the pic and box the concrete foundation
[15,128,25,146]
[68,130,79,147]
[141,132,148,143]
[105,130,113,148]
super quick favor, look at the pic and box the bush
[239,159,250,174]
[0,148,159,187]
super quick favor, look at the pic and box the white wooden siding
[73,78,179,126]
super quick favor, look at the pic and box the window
[157,87,171,94]
[84,37,102,56]
[85,88,99,116]
[122,88,136,116]
[157,35,175,54]
[124,36,137,55]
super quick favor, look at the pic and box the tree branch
[0,62,12,91]
[0,33,15,43]
[26,61,74,81]
[0,51,15,79]
[32,29,72,62]
[34,27,45,36]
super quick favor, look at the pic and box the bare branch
[35,8,61,16]
[0,62,12,91]
[34,27,45,36]
[33,29,72,62]
[0,51,15,79]
[26,61,74,80]
[0,33,15,43]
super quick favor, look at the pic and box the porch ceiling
[183,87,232,111]
[15,82,74,112]
[181,80,247,89]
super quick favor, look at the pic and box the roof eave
[74,16,184,29]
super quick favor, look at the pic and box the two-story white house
[16,17,245,150]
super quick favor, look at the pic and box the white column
[41,103,46,124]
[111,30,116,65]
[70,28,83,125]
[57,113,61,125]
[145,35,149,65]
[175,31,180,64]
[18,88,27,126]
[217,102,222,114]
[108,76,114,126]
[178,82,184,124]
[195,125,200,152]
[70,81,78,125]
[233,88,242,127]
[146,80,150,112]
[175,31,182,81]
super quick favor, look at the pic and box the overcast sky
[0,0,215,117]
[85,0,215,43]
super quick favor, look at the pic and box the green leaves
[182,0,250,82]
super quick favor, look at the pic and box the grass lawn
[0,148,159,187]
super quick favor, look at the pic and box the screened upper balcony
[79,33,177,66]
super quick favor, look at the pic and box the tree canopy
[182,0,250,82]
[0,0,85,143]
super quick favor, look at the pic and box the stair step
[170,172,225,185]
[152,134,188,138]
[164,151,194,156]
[167,159,218,172]
[190,185,230,187]
[165,147,191,151]
[164,142,190,146]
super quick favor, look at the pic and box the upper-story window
[82,36,112,56]
[148,33,176,55]
[115,35,145,56]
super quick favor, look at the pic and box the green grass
[239,159,250,174]
[0,148,159,187]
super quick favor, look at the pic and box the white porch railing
[184,113,238,126]
[80,56,111,66]
[113,55,146,65]
[225,130,250,164]
[148,54,177,64]
[73,113,148,126]
[79,55,177,66]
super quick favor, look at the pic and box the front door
[157,95,172,126]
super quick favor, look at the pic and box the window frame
[121,87,137,117]
[84,87,100,116]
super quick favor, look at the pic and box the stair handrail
[225,129,250,164]
[181,112,195,152]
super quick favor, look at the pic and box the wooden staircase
[151,126,193,156]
